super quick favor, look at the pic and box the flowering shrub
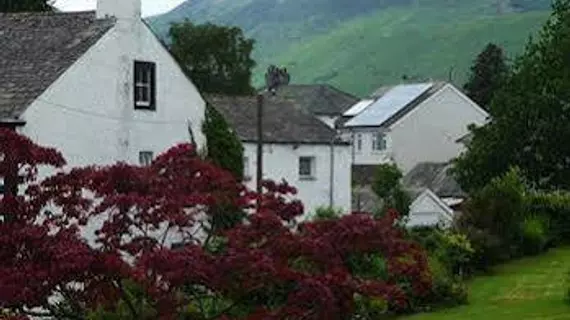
[0,129,432,319]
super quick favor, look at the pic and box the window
[355,133,363,151]
[139,151,154,166]
[134,61,156,110]
[372,132,387,151]
[243,156,251,181]
[299,156,316,180]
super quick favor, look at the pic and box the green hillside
[262,9,549,96]
[149,0,552,96]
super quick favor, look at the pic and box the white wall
[316,115,338,129]
[242,142,352,217]
[407,191,453,228]
[345,128,394,165]
[390,85,487,173]
[16,18,206,248]
[20,19,206,169]
[343,84,487,173]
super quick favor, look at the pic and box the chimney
[96,0,142,20]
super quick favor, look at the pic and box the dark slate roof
[402,162,466,198]
[264,84,359,116]
[205,94,349,145]
[0,11,115,119]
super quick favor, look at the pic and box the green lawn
[401,247,570,320]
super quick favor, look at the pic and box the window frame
[355,133,363,152]
[139,151,154,166]
[372,132,387,152]
[299,156,316,180]
[134,61,156,110]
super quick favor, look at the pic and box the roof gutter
[0,118,26,128]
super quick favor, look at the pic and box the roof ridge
[0,10,96,17]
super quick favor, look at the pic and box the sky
[54,0,186,17]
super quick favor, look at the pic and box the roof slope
[402,162,466,198]
[206,94,348,145]
[0,11,115,119]
[344,82,447,128]
[266,84,359,116]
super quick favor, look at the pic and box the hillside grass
[254,8,549,96]
[400,247,570,320]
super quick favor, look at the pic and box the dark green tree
[169,21,256,95]
[372,163,411,218]
[454,0,570,192]
[202,103,244,180]
[463,43,509,111]
[0,0,52,12]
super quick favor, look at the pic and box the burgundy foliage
[0,128,431,319]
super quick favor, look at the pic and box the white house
[207,95,352,216]
[0,0,206,170]
[407,189,454,228]
[0,0,207,246]
[265,84,359,129]
[340,82,489,173]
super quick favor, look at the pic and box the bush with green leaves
[420,256,468,310]
[406,227,471,309]
[311,205,343,221]
[456,167,530,269]
[526,191,570,245]
[372,163,411,221]
[520,214,549,256]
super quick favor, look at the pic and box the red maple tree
[0,128,431,319]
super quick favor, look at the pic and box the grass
[401,247,570,320]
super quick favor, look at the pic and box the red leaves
[0,131,432,319]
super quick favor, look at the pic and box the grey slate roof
[0,11,115,119]
[265,84,359,116]
[402,162,466,198]
[206,94,348,145]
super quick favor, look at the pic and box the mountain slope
[148,0,552,96]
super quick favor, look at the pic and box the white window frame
[372,132,387,152]
[139,151,154,166]
[355,133,363,152]
[134,61,155,109]
[299,156,316,180]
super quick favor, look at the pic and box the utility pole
[256,93,264,208]
[257,65,291,209]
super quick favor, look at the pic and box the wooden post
[256,94,264,209]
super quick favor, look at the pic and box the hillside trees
[169,21,252,181]
[463,43,509,111]
[0,128,433,319]
[0,0,51,12]
[170,21,256,95]
[454,0,570,192]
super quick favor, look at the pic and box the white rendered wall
[242,142,352,217]
[20,19,206,169]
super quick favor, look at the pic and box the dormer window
[134,61,156,110]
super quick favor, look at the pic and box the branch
[114,279,139,319]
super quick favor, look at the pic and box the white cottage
[0,0,206,170]
[340,82,489,174]
[207,95,352,216]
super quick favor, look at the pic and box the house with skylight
[339,81,489,174]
